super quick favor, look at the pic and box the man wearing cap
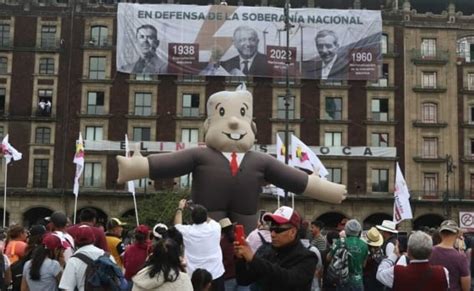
[105,217,126,268]
[327,219,368,290]
[59,225,115,291]
[50,211,75,262]
[430,220,470,291]
[377,231,450,291]
[67,208,108,252]
[234,206,318,291]
[174,199,225,290]
[376,220,399,257]
[123,224,152,285]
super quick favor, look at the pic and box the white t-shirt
[175,220,224,279]
[58,244,109,291]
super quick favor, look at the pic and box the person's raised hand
[233,239,254,262]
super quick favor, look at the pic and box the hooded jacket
[131,266,193,291]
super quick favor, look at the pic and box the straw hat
[376,220,398,234]
[219,218,233,229]
[364,227,383,247]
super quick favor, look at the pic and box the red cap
[263,206,301,228]
[135,224,150,235]
[42,233,65,250]
[74,225,95,245]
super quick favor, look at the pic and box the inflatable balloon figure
[117,85,346,232]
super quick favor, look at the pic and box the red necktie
[230,152,238,176]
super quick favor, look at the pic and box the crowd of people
[0,202,471,291]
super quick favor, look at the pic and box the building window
[40,25,56,48]
[277,96,295,119]
[0,24,10,47]
[181,128,199,143]
[471,139,474,156]
[423,173,438,196]
[422,137,438,158]
[134,93,152,116]
[38,89,52,115]
[324,132,342,146]
[88,57,106,80]
[33,159,49,188]
[0,126,4,140]
[87,91,104,114]
[421,103,437,123]
[371,98,388,121]
[421,38,436,57]
[39,58,54,75]
[133,127,150,141]
[182,93,199,117]
[85,126,103,141]
[325,97,342,120]
[327,168,342,184]
[90,26,108,46]
[372,169,388,192]
[0,57,7,74]
[135,74,152,81]
[371,133,388,147]
[422,72,437,88]
[381,33,388,54]
[468,73,474,90]
[470,174,474,197]
[470,106,474,124]
[84,162,101,187]
[35,127,51,144]
[0,88,5,113]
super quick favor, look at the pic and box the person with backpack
[234,206,318,291]
[10,225,46,291]
[59,225,120,291]
[5,225,28,265]
[21,233,65,291]
[327,219,368,291]
[131,238,193,290]
[362,227,385,291]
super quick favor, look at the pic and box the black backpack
[9,254,27,291]
[72,252,128,291]
[326,238,350,286]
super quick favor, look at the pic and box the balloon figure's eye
[219,107,225,116]
[240,107,246,117]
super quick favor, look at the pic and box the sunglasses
[270,226,293,234]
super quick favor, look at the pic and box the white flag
[1,135,22,165]
[73,133,84,196]
[393,162,413,224]
[291,135,328,178]
[125,134,136,196]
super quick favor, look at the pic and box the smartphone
[234,224,245,245]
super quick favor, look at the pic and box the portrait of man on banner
[120,24,168,74]
[220,26,268,77]
[302,29,348,80]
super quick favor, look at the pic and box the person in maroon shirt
[123,224,152,284]
[66,208,109,252]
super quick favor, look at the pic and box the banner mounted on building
[117,4,382,80]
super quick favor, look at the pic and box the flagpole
[132,192,139,226]
[3,159,7,228]
[73,194,78,224]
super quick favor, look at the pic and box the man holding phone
[174,199,225,291]
[233,206,318,291]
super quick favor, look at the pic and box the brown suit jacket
[148,147,308,215]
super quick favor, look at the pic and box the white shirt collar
[239,54,257,72]
[222,152,245,166]
[321,55,337,79]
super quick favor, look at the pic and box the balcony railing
[411,49,449,65]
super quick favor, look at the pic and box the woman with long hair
[132,238,192,290]
[20,234,65,291]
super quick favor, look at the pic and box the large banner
[117,4,382,80]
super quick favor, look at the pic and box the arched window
[90,26,108,46]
